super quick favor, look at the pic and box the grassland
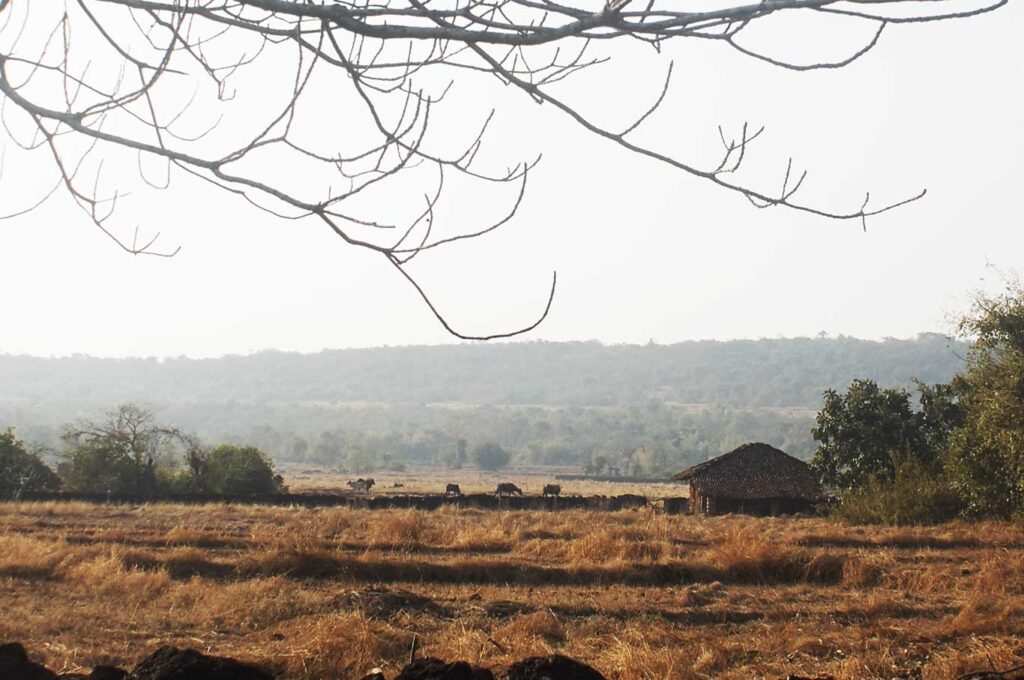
[1,502,1023,679]
[282,464,685,498]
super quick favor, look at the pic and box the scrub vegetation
[2,502,1022,679]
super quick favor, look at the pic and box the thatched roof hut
[672,442,823,516]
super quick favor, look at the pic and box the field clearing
[283,464,686,498]
[1,502,1023,679]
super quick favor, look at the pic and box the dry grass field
[1,502,1023,679]
[282,464,684,498]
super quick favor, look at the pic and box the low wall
[554,474,673,483]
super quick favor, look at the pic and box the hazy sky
[1,1,1022,358]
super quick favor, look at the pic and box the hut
[672,442,823,516]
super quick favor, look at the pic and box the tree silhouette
[0,0,1004,337]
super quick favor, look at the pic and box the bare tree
[63,403,191,494]
[0,0,1005,338]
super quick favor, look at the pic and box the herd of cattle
[346,478,564,497]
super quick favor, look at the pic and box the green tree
[811,379,926,489]
[471,442,511,471]
[203,444,286,495]
[0,429,60,499]
[945,285,1024,517]
[915,380,965,453]
[61,404,189,495]
[345,446,375,474]
[61,437,138,493]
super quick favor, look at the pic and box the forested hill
[0,334,965,410]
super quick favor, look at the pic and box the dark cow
[347,478,375,494]
[495,482,524,497]
[542,484,561,497]
[445,483,463,497]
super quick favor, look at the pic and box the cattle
[542,484,562,497]
[445,483,463,497]
[495,482,524,497]
[347,478,375,494]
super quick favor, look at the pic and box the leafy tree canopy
[471,442,511,471]
[0,429,60,498]
[812,379,923,490]
[945,285,1024,517]
[814,282,1024,520]
[61,438,139,494]
[810,379,961,490]
[203,444,286,496]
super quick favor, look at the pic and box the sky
[0,0,1022,358]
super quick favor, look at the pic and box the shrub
[203,444,286,495]
[0,429,60,498]
[157,468,201,494]
[832,454,962,525]
[471,442,511,471]
[61,440,140,494]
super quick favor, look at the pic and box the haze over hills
[0,334,968,472]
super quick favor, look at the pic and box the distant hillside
[0,335,968,470]
[0,334,965,410]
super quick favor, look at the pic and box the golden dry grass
[282,464,686,499]
[1,501,1023,679]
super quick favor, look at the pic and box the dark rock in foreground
[0,642,57,680]
[395,657,494,680]
[503,655,607,680]
[129,647,273,680]
[0,646,612,680]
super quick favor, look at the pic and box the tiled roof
[672,442,823,501]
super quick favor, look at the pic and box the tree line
[0,335,964,412]
[810,282,1024,522]
[0,402,535,498]
[223,401,814,478]
[1,405,286,498]
[2,336,965,482]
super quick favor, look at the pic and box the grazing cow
[495,482,524,497]
[445,483,463,497]
[347,478,375,494]
[542,484,562,497]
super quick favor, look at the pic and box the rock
[396,658,494,680]
[0,642,57,680]
[129,647,273,680]
[503,655,606,680]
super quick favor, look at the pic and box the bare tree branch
[0,0,1006,338]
